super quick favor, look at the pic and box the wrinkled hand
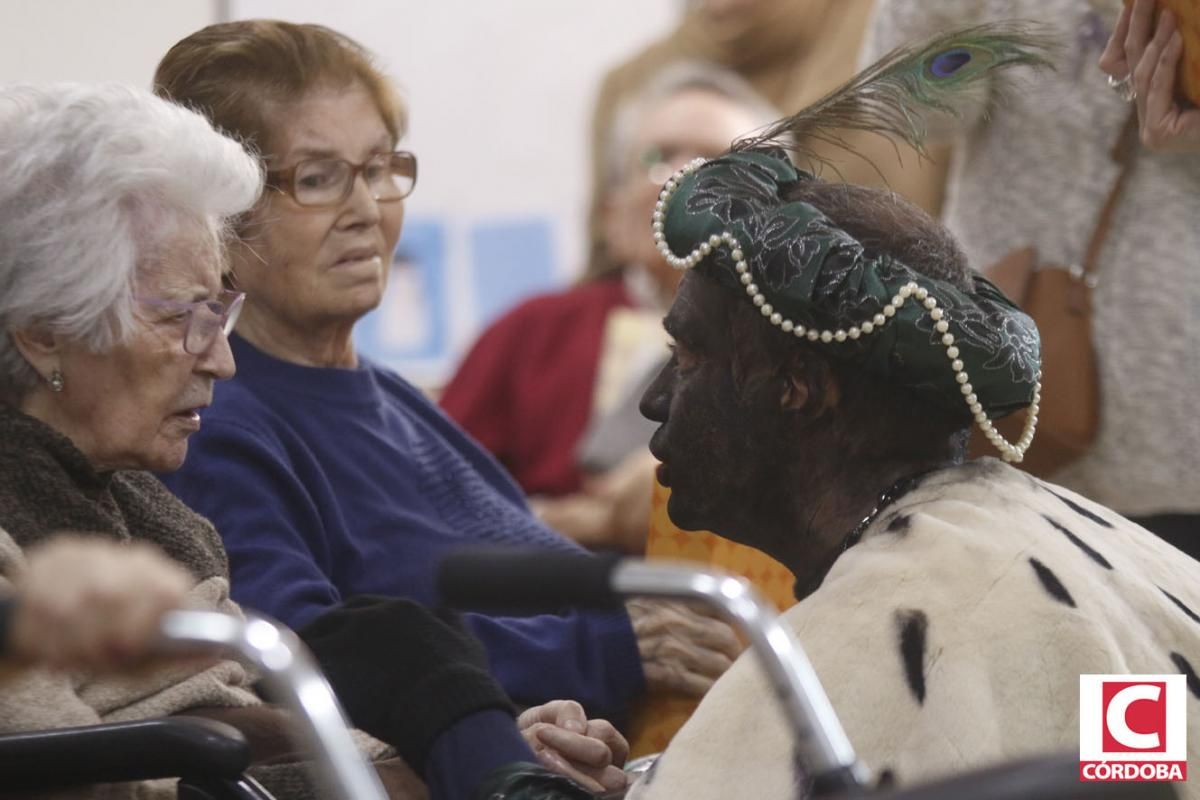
[1100,0,1200,153]
[626,598,744,697]
[517,700,629,794]
[8,537,192,670]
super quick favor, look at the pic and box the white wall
[0,0,217,86]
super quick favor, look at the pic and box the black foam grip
[437,548,624,613]
[0,716,251,791]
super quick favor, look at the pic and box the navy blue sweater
[162,335,643,717]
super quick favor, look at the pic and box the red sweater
[441,276,632,496]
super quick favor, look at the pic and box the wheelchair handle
[439,550,869,795]
[159,610,388,800]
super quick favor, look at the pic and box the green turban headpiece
[651,23,1056,462]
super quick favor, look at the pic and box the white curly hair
[0,82,263,402]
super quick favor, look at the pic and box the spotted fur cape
[635,460,1200,799]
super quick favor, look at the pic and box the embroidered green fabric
[659,149,1040,419]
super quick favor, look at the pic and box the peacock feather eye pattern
[928,48,973,78]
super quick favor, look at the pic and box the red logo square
[1101,681,1168,753]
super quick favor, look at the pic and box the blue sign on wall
[469,218,557,328]
[355,215,563,386]
[354,218,448,363]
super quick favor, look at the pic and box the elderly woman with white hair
[0,81,300,798]
[0,82,454,800]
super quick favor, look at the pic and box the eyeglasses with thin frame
[136,290,245,355]
[266,151,418,209]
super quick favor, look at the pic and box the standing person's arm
[1099,0,1200,154]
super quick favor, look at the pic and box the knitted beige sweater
[0,407,399,799]
[0,528,258,800]
[863,0,1200,515]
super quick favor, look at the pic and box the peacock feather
[733,21,1059,167]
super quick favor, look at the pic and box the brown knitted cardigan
[0,406,418,799]
[0,405,227,579]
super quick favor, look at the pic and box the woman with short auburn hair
[157,18,742,797]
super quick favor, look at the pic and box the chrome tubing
[611,561,868,787]
[159,610,387,800]
[437,549,868,793]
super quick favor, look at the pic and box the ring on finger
[1107,73,1137,102]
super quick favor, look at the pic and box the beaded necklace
[840,469,935,554]
[792,468,937,601]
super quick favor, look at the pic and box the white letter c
[1107,684,1161,750]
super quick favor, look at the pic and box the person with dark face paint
[625,23,1200,800]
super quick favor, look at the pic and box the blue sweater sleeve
[424,710,537,800]
[463,611,642,720]
[161,416,345,628]
[165,412,644,717]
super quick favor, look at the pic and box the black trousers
[1129,513,1200,561]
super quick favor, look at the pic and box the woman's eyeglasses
[266,151,418,208]
[136,290,245,355]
